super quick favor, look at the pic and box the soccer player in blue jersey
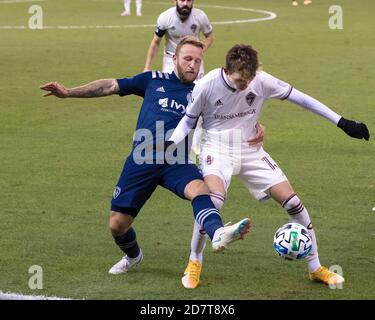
[40,36,251,275]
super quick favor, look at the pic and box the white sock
[136,0,142,15]
[282,194,321,273]
[124,0,130,13]
[189,221,207,263]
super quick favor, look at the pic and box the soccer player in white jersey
[144,0,214,79]
[170,44,370,289]
[121,0,142,17]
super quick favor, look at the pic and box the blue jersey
[117,71,194,163]
[112,71,202,216]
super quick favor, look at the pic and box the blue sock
[112,227,140,258]
[191,195,223,240]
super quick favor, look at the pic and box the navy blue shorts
[111,156,203,217]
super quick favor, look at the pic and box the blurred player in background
[144,0,214,79]
[292,0,312,6]
[40,37,251,276]
[121,0,142,16]
[170,43,370,289]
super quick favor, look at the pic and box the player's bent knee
[109,211,134,236]
[184,179,210,200]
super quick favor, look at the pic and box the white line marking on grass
[153,2,278,24]
[0,0,44,4]
[0,290,75,300]
[0,1,277,29]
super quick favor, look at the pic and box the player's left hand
[337,117,370,141]
[40,82,69,98]
[247,122,265,148]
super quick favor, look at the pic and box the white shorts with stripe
[199,136,288,201]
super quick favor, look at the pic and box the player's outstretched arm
[40,79,119,98]
[287,88,370,141]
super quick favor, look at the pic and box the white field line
[0,0,44,4]
[0,290,75,300]
[0,1,277,29]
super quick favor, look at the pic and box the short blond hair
[175,36,204,56]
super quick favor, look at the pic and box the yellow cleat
[309,266,345,285]
[181,260,202,289]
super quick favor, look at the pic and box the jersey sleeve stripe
[281,86,293,100]
[186,113,199,119]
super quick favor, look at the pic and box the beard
[176,4,192,21]
[177,64,197,84]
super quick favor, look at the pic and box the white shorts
[199,142,288,201]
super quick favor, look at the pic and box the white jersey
[186,68,293,142]
[156,7,213,54]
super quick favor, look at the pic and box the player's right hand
[337,117,370,141]
[247,122,265,149]
[40,82,69,98]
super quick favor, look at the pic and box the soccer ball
[273,223,313,260]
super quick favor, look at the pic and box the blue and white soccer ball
[273,223,313,260]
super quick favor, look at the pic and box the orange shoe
[181,260,202,289]
[309,266,344,285]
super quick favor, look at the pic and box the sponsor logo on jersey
[156,86,165,92]
[246,92,256,106]
[190,24,197,32]
[213,109,256,120]
[158,97,186,114]
[159,98,169,108]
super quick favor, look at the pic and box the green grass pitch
[0,0,374,300]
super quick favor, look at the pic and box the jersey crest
[246,92,256,106]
